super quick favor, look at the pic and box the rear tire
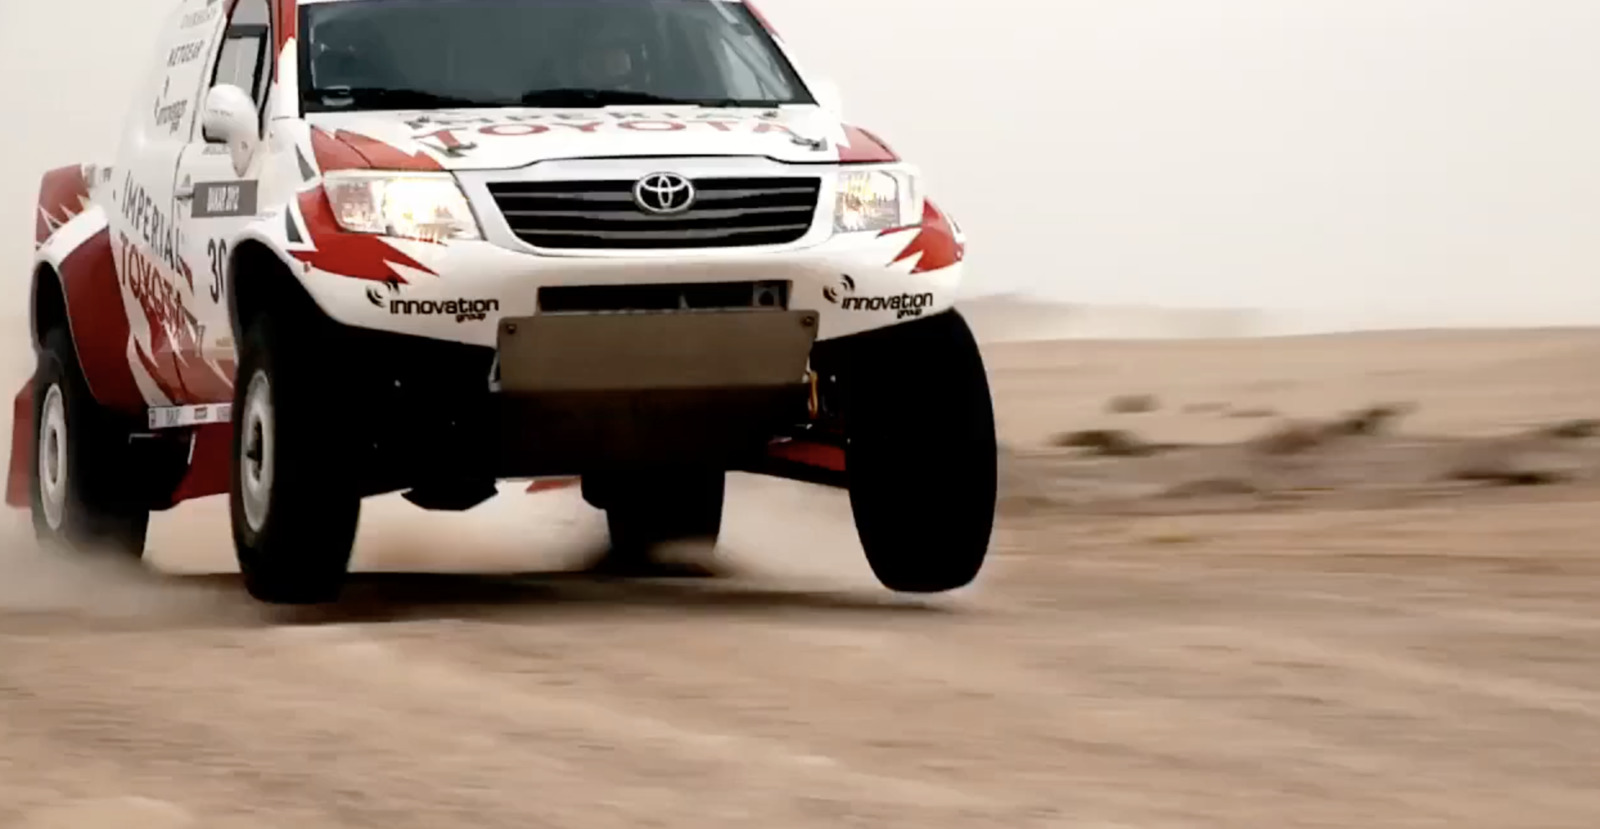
[230,310,361,605]
[29,326,149,557]
[841,310,996,593]
[590,469,725,577]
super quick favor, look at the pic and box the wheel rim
[240,370,274,533]
[37,383,67,531]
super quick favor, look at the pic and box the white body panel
[306,107,853,170]
[68,0,968,409]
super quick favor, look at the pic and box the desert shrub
[1248,420,1329,455]
[1446,439,1575,486]
[1050,429,1156,457]
[1106,394,1160,415]
[1540,419,1600,440]
[1163,478,1260,498]
[1326,402,1413,436]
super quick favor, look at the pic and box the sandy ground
[3,327,1600,828]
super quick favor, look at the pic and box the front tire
[588,469,725,577]
[841,310,997,593]
[230,311,361,605]
[29,326,149,556]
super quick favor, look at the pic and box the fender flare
[32,201,147,417]
[225,217,330,339]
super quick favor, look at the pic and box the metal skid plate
[489,309,820,475]
[494,309,819,394]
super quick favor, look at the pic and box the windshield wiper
[314,86,492,110]
[518,88,792,109]
[689,98,789,109]
[516,87,698,108]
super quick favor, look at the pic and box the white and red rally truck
[11,0,997,605]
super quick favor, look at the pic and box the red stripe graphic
[35,166,90,246]
[311,127,444,173]
[838,125,898,164]
[60,229,146,413]
[288,187,437,283]
[880,200,964,274]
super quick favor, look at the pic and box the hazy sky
[5,0,1600,329]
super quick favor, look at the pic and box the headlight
[322,171,481,242]
[833,169,921,233]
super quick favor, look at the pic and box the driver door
[172,0,274,400]
[107,0,229,407]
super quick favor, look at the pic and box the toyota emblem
[632,172,696,215]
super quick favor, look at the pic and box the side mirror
[201,84,260,177]
[810,76,843,116]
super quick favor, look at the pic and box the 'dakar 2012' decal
[191,180,258,218]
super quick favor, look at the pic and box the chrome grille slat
[487,175,822,250]
[493,191,638,203]
[517,224,811,242]
[501,205,802,221]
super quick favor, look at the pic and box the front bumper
[303,229,960,349]
[281,156,964,349]
[336,309,823,495]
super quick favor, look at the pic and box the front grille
[486,176,822,250]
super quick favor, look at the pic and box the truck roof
[298,0,752,4]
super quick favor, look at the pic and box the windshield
[299,0,814,113]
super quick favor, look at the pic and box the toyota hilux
[11,0,998,604]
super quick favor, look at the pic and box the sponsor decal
[180,2,221,29]
[822,274,933,320]
[206,237,229,302]
[118,171,184,278]
[191,180,258,218]
[412,109,782,127]
[148,403,233,430]
[118,230,231,402]
[119,231,201,352]
[820,273,854,305]
[367,283,499,323]
[413,113,796,150]
[154,98,189,135]
[119,228,232,405]
[167,39,205,67]
[365,279,401,306]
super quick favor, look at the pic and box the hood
[303,106,888,171]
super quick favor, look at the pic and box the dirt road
[4,329,1600,828]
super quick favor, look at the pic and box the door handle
[175,185,195,202]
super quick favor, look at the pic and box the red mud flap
[749,438,847,489]
[168,423,232,504]
[5,380,33,508]
[526,477,580,494]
